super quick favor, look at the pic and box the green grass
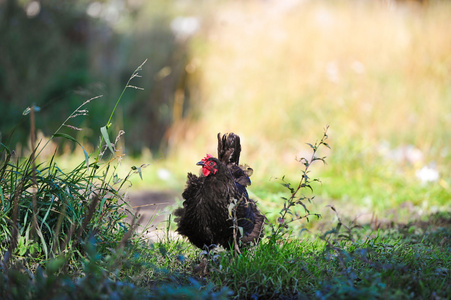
[2,2,451,298]
[121,213,449,299]
[0,62,149,264]
[4,107,449,299]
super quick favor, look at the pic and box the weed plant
[270,126,329,240]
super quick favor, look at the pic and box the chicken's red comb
[201,154,213,162]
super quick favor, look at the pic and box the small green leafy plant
[271,125,330,240]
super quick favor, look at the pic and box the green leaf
[37,228,49,259]
[0,143,11,155]
[100,126,115,155]
[40,195,55,229]
[99,196,107,213]
[306,143,315,150]
[113,174,122,184]
[53,133,90,170]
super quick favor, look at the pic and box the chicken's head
[197,154,219,177]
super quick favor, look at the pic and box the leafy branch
[272,125,330,238]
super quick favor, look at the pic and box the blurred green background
[1,0,193,155]
[1,0,450,225]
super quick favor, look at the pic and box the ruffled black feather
[174,133,264,250]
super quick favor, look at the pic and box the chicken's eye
[208,161,215,167]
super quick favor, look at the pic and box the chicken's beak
[196,161,205,166]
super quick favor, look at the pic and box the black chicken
[174,133,264,251]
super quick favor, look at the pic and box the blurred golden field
[172,0,450,161]
[151,0,451,221]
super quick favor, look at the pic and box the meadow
[1,0,451,299]
[142,0,451,225]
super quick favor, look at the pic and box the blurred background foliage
[1,0,450,222]
[0,0,195,155]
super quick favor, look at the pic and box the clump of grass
[204,210,451,299]
[0,61,148,272]
[0,238,146,299]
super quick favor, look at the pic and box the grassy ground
[2,1,451,299]
[3,123,448,299]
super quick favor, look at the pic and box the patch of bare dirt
[124,190,181,241]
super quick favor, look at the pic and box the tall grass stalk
[96,59,147,162]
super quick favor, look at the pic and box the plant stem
[274,126,330,237]
[30,106,39,239]
[95,59,147,163]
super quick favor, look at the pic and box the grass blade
[100,126,115,156]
